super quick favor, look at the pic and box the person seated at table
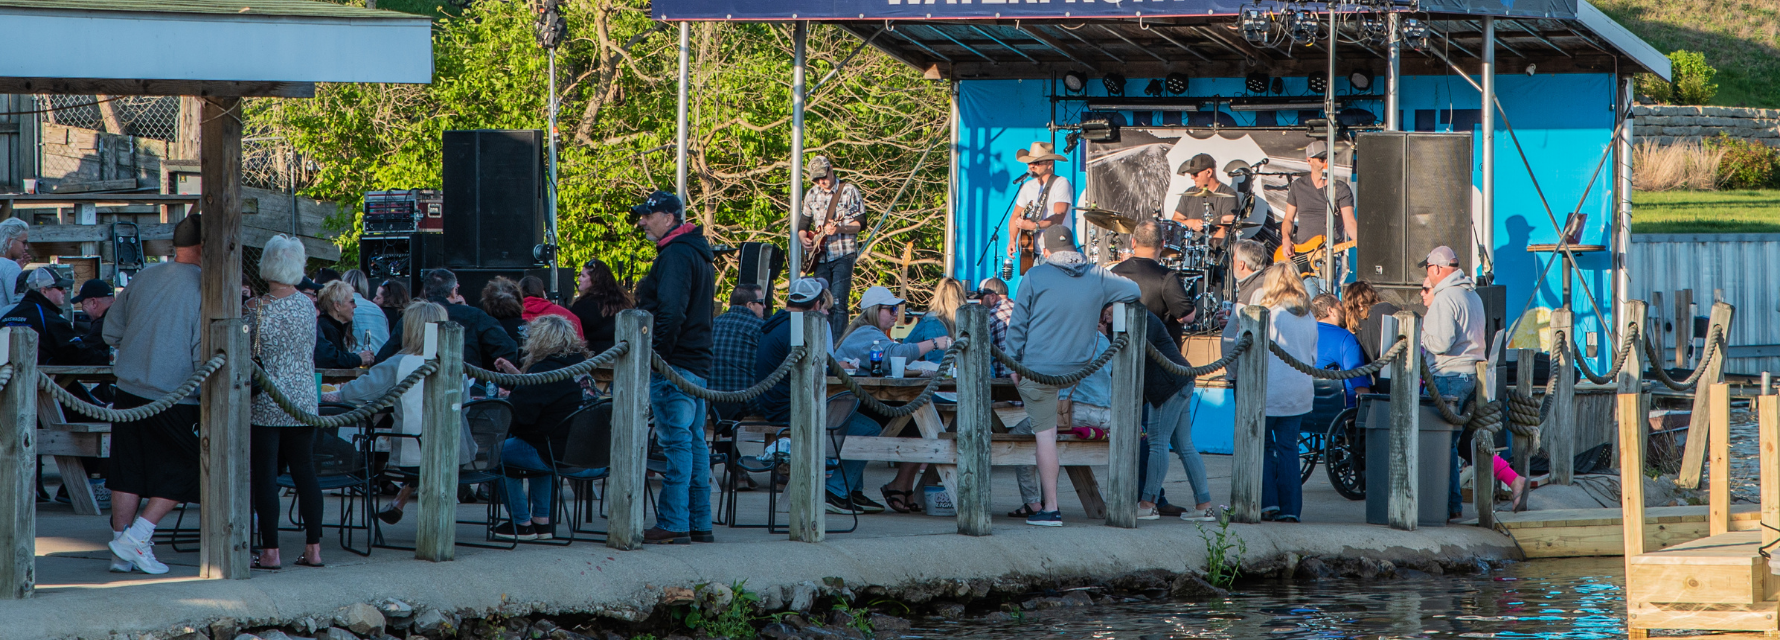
[1,268,107,365]
[1311,294,1370,407]
[341,269,390,354]
[835,286,952,368]
[482,277,527,349]
[1005,313,1114,519]
[315,281,373,369]
[489,314,589,541]
[902,278,965,363]
[518,275,582,334]
[712,283,767,420]
[570,259,633,355]
[323,301,450,524]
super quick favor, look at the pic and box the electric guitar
[1274,235,1356,278]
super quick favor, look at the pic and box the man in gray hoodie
[1418,245,1486,520]
[1005,225,1141,526]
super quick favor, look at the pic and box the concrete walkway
[11,454,1508,639]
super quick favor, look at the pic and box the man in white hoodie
[1418,245,1486,520]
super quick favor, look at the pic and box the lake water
[912,557,1631,639]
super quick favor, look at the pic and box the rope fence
[1644,325,1724,391]
[653,347,806,405]
[1574,323,1641,386]
[828,337,970,418]
[1146,334,1251,378]
[1269,337,1408,381]
[40,354,227,423]
[465,342,629,387]
[253,361,437,428]
[991,334,1130,387]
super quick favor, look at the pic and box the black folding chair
[372,398,517,551]
[273,403,377,556]
[722,393,862,534]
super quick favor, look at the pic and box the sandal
[1008,504,1039,518]
[880,485,918,514]
[294,557,325,568]
[252,556,281,571]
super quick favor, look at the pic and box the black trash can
[1362,394,1458,527]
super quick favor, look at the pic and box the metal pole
[676,22,690,202]
[547,48,561,298]
[945,81,959,279]
[1481,17,1496,276]
[1386,13,1401,131]
[1615,77,1634,323]
[789,22,808,278]
[1323,6,1338,285]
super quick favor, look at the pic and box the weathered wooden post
[954,305,992,536]
[788,311,828,542]
[1674,289,1692,369]
[1549,308,1576,486]
[1,328,39,599]
[1758,376,1779,562]
[415,322,464,561]
[1514,348,1536,483]
[1230,305,1268,524]
[1709,381,1732,536]
[1388,310,1421,531]
[1679,302,1734,489]
[607,309,652,550]
[1618,301,1648,561]
[199,319,250,579]
[1105,302,1146,529]
[1472,360,1495,530]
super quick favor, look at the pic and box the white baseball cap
[857,286,905,310]
[1418,245,1460,268]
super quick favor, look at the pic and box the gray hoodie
[1423,269,1487,375]
[1005,252,1142,378]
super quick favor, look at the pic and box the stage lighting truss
[1103,73,1127,97]
[1239,8,1275,45]
[1402,17,1430,50]
[1288,9,1323,45]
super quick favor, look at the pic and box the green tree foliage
[252,0,949,306]
[1706,132,1780,189]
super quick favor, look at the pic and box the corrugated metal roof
[0,0,414,20]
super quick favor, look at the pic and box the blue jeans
[826,412,881,497]
[651,368,711,533]
[501,438,555,522]
[1143,388,1211,506]
[1432,373,1477,517]
[1260,414,1306,519]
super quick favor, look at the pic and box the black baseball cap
[630,191,684,220]
[71,279,114,303]
[173,213,202,247]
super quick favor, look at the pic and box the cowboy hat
[1015,141,1067,164]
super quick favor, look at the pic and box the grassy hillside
[1630,190,1780,233]
[1595,0,1780,108]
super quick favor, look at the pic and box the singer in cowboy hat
[1007,141,1076,260]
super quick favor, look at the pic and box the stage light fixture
[1359,13,1388,43]
[1246,72,1270,94]
[1349,69,1373,91]
[1308,73,1327,94]
[1271,77,1285,93]
[1143,79,1164,97]
[1288,10,1322,44]
[1165,73,1190,95]
[1402,18,1429,50]
[1063,70,1088,94]
[1080,118,1121,144]
[1103,73,1127,96]
[1240,9,1271,44]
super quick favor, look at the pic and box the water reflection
[911,558,1628,639]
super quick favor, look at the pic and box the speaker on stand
[1354,131,1475,288]
[443,130,546,269]
[737,242,785,316]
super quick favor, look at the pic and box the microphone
[1012,173,1034,186]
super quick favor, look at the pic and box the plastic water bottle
[869,341,886,377]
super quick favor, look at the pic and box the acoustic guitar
[1004,176,1056,279]
[1273,235,1356,278]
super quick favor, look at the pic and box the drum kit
[1078,194,1265,332]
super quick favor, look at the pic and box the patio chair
[371,398,516,551]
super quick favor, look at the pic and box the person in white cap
[1006,142,1075,270]
[799,155,865,337]
[1280,140,1357,292]
[1418,245,1486,521]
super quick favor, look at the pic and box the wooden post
[1618,301,1648,562]
[1105,302,1146,528]
[1472,360,1496,530]
[1679,302,1735,489]
[1674,289,1691,369]
[197,96,248,578]
[787,311,827,542]
[1229,305,1269,524]
[1709,381,1731,536]
[1514,348,1536,483]
[1549,308,1576,486]
[198,320,250,579]
[1,328,39,599]
[414,322,464,561]
[1758,388,1779,557]
[606,310,652,550]
[1388,310,1421,531]
[953,304,993,536]
[1616,301,1647,476]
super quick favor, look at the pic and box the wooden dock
[1494,505,1762,558]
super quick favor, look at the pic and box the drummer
[1170,153,1240,242]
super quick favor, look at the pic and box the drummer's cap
[1305,140,1330,160]
[1039,225,1078,253]
[788,277,827,305]
[1177,153,1217,176]
[1417,245,1459,268]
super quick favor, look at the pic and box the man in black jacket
[631,191,717,544]
[1110,220,1197,345]
[373,268,518,370]
[1,269,107,365]
[756,277,832,424]
[1122,307,1212,521]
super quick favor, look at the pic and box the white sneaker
[108,531,134,573]
[1180,509,1217,522]
[108,533,169,575]
[1137,506,1161,520]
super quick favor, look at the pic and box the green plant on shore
[1707,133,1780,189]
[830,600,876,636]
[678,581,761,639]
[1197,507,1247,588]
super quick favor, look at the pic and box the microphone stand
[972,175,1032,271]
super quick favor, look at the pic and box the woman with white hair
[315,280,373,369]
[244,234,326,569]
[0,218,30,313]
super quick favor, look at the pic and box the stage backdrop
[956,73,1619,453]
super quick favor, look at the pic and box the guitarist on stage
[799,155,864,336]
[1005,142,1075,274]
[1169,153,1239,242]
[1279,140,1358,288]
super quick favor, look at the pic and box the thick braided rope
[465,342,629,387]
[652,347,805,404]
[1644,325,1724,391]
[0,364,11,395]
[41,354,227,423]
[253,360,436,428]
[1269,337,1408,381]
[991,334,1130,387]
[826,338,970,418]
[1573,324,1640,386]
[1145,334,1252,378]
[1416,355,1508,434]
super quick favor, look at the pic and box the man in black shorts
[100,214,205,575]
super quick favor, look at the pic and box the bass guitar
[1273,235,1356,278]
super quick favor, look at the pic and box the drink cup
[890,356,907,378]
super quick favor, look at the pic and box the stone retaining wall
[1634,104,1780,146]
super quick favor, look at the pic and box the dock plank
[1497,505,1763,558]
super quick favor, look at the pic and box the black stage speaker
[362,233,444,293]
[1354,132,1474,287]
[442,130,545,269]
[736,242,785,315]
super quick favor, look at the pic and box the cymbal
[1084,210,1139,234]
[1209,220,1263,229]
[1074,206,1126,216]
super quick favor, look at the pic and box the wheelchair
[1297,378,1368,501]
